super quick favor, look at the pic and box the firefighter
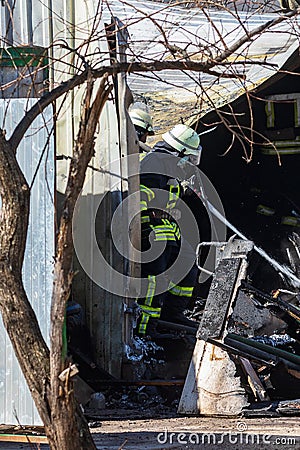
[129,102,154,160]
[137,124,202,338]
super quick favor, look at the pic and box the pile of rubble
[73,236,300,421]
[178,238,300,417]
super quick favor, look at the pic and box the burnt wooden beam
[198,241,253,340]
[178,239,254,416]
[197,258,241,340]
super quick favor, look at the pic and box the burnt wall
[195,67,300,291]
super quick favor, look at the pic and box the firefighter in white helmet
[162,124,202,165]
[129,102,154,160]
[137,124,202,338]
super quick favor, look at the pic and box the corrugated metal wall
[0,1,129,421]
[53,1,127,378]
[70,98,126,377]
[0,0,57,425]
[103,0,299,119]
[0,100,54,425]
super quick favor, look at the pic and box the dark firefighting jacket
[137,142,197,335]
[139,141,185,243]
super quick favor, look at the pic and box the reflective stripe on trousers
[138,275,161,334]
[138,305,161,334]
[168,281,193,298]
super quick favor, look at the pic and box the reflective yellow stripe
[150,226,174,232]
[138,306,161,334]
[139,152,147,161]
[152,221,179,232]
[140,305,161,316]
[166,184,180,209]
[140,200,148,212]
[281,216,300,227]
[140,184,155,202]
[168,282,193,297]
[141,216,150,223]
[150,229,176,240]
[153,232,175,236]
[256,204,275,216]
[153,234,176,241]
[145,275,156,307]
[138,314,149,334]
[151,224,172,229]
[149,222,179,241]
[171,222,181,239]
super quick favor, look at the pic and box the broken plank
[179,240,253,415]
[238,356,270,401]
[197,239,253,341]
[178,340,249,415]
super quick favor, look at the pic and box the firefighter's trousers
[137,219,198,336]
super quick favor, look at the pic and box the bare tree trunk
[0,75,112,450]
[48,75,112,450]
[0,132,52,430]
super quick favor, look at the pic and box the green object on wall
[0,46,48,67]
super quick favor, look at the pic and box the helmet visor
[146,124,155,135]
[186,146,202,166]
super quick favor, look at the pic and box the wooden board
[179,240,253,415]
[197,258,241,340]
[0,434,47,444]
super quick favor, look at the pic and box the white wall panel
[0,100,54,425]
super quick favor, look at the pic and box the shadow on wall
[56,190,126,378]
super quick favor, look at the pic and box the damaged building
[197,47,300,292]
[177,45,300,417]
[73,3,300,419]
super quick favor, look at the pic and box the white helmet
[162,124,201,155]
[129,102,154,135]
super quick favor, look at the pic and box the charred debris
[66,231,300,419]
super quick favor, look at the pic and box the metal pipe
[157,319,197,334]
[4,0,14,46]
[48,0,54,89]
[26,0,33,45]
[226,334,300,370]
[207,337,275,368]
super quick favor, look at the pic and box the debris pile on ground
[105,385,177,411]
[72,235,300,421]
[225,279,300,405]
[84,384,180,421]
[177,238,300,418]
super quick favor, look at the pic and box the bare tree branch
[212,7,300,64]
